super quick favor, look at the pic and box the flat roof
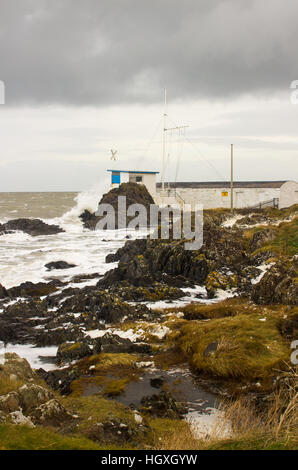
[156,181,287,189]
[107,169,159,174]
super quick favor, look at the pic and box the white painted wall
[279,181,298,209]
[129,173,157,196]
[156,186,281,209]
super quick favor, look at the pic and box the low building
[108,169,159,196]
[155,180,298,210]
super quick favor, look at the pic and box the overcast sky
[0,0,297,191]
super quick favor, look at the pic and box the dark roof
[156,181,287,189]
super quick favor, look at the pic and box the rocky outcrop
[95,332,152,354]
[80,182,156,230]
[56,342,92,364]
[0,218,64,236]
[30,398,73,427]
[249,228,276,252]
[251,261,298,305]
[100,239,208,288]
[0,353,36,381]
[0,380,73,429]
[7,280,64,298]
[206,271,238,298]
[36,367,79,396]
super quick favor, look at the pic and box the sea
[0,184,147,289]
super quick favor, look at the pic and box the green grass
[205,433,297,450]
[250,216,298,257]
[177,311,289,380]
[0,424,103,450]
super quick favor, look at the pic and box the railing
[248,198,279,209]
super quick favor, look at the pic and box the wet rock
[0,218,64,236]
[97,332,152,354]
[206,271,238,298]
[252,261,298,305]
[108,282,184,302]
[56,341,92,364]
[8,280,64,298]
[99,239,208,288]
[0,300,49,344]
[139,391,186,419]
[36,367,79,395]
[35,324,85,347]
[150,377,165,389]
[57,287,154,323]
[45,261,77,271]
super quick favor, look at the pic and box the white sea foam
[0,343,58,371]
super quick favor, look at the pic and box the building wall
[129,173,157,196]
[279,181,298,209]
[156,186,281,210]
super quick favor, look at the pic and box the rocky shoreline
[0,185,297,449]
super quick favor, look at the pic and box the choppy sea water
[0,185,137,288]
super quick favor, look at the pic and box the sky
[0,0,297,191]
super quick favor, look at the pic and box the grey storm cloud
[1,0,298,106]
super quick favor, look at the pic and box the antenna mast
[162,88,167,199]
[161,89,188,203]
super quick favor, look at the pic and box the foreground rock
[0,218,64,236]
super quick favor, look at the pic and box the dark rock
[80,182,156,230]
[57,287,154,323]
[45,261,77,271]
[99,239,208,288]
[0,300,49,344]
[56,341,92,364]
[150,377,165,389]
[139,391,186,418]
[37,367,79,395]
[95,332,152,355]
[251,261,298,305]
[0,218,64,237]
[8,280,64,298]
